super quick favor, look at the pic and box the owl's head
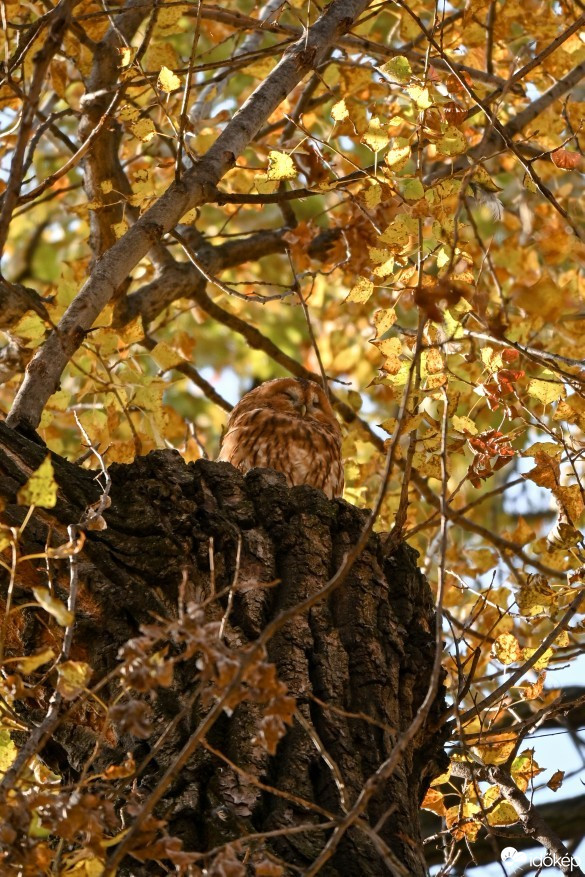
[247,378,339,430]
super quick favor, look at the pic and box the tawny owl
[217,378,344,499]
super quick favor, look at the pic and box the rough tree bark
[0,422,447,875]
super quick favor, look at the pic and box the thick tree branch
[78,0,147,259]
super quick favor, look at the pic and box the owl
[217,378,344,499]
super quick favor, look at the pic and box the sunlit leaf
[33,587,74,627]
[157,65,181,92]
[17,455,57,508]
[56,660,93,700]
[266,151,297,181]
[380,55,412,83]
[346,277,374,303]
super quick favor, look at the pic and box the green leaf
[380,56,412,83]
[400,178,424,201]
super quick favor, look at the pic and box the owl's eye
[284,389,299,402]
[311,395,320,407]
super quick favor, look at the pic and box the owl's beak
[299,403,307,417]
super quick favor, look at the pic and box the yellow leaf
[118,104,140,123]
[373,337,402,374]
[156,2,190,34]
[512,749,544,791]
[346,277,374,303]
[0,527,11,552]
[157,65,181,92]
[118,46,133,67]
[557,485,585,521]
[111,219,128,239]
[519,670,546,701]
[331,99,349,121]
[151,341,183,371]
[412,450,442,479]
[523,441,561,458]
[384,137,411,170]
[364,182,382,208]
[435,125,467,156]
[255,172,279,195]
[17,455,57,508]
[423,348,444,375]
[56,660,92,700]
[486,801,518,826]
[493,633,522,665]
[474,736,516,765]
[60,850,105,876]
[50,59,68,99]
[407,85,433,108]
[100,180,113,194]
[372,307,397,337]
[118,316,143,344]
[0,729,17,775]
[33,587,74,627]
[437,247,450,268]
[445,802,481,840]
[16,648,55,674]
[379,213,417,249]
[452,415,477,435]
[12,313,46,346]
[400,177,424,201]
[527,377,566,405]
[130,117,156,142]
[266,151,296,181]
[368,246,391,263]
[522,646,553,671]
[361,117,389,152]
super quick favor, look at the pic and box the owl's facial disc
[282,387,305,417]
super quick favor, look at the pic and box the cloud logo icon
[501,847,518,861]
[501,847,527,863]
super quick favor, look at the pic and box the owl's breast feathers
[218,407,344,499]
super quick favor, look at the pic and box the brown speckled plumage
[217,378,344,499]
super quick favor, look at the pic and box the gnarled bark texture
[0,422,447,875]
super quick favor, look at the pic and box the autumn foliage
[1,0,585,874]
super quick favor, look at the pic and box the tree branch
[6,0,372,433]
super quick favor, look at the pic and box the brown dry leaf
[547,769,565,791]
[551,148,582,170]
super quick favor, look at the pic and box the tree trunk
[0,423,447,876]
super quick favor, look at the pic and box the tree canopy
[1,0,585,874]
